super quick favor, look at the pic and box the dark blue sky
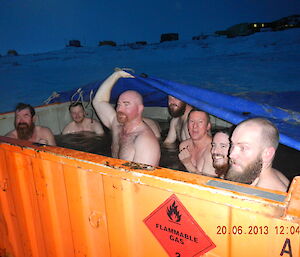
[1,0,299,54]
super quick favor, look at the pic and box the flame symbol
[167,201,181,223]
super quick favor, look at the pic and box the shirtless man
[92,70,160,166]
[211,128,232,178]
[163,96,193,145]
[225,118,289,192]
[178,109,215,176]
[5,103,56,146]
[62,102,104,135]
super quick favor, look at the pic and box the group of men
[5,70,289,192]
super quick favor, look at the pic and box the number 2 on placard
[175,253,181,257]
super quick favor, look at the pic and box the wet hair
[239,117,279,149]
[15,103,35,117]
[69,102,84,111]
[212,125,235,138]
[187,108,210,124]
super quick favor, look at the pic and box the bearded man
[163,96,193,145]
[5,103,56,146]
[225,118,289,192]
[211,128,233,178]
[92,70,160,166]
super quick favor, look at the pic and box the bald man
[92,71,160,166]
[225,117,289,192]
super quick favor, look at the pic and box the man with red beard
[178,109,215,176]
[62,102,104,135]
[163,96,192,145]
[211,128,233,178]
[92,70,160,166]
[6,103,56,146]
[225,118,289,192]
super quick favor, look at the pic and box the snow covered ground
[0,29,299,113]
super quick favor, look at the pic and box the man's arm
[5,130,16,138]
[92,71,133,129]
[133,133,160,166]
[163,118,178,145]
[143,117,161,139]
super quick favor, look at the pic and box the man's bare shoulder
[258,169,288,192]
[62,121,75,132]
[82,117,93,123]
[136,122,156,137]
[275,170,290,187]
[36,126,54,135]
[5,130,17,138]
[134,123,160,166]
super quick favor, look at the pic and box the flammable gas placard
[144,194,215,257]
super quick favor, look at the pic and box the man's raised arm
[92,70,133,129]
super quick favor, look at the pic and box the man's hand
[178,145,198,173]
[178,146,191,165]
[112,70,135,79]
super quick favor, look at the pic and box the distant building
[99,41,117,47]
[68,40,82,47]
[215,15,300,38]
[160,33,179,43]
[7,49,18,56]
[269,14,300,31]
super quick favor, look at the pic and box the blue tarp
[49,73,300,151]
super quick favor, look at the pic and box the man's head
[187,109,211,141]
[225,118,279,184]
[14,103,36,140]
[69,102,85,124]
[168,95,186,118]
[116,90,144,124]
[211,127,233,177]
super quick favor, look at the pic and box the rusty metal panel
[32,157,75,257]
[2,148,47,257]
[0,148,25,257]
[63,165,110,257]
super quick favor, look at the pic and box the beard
[16,122,35,140]
[225,156,263,184]
[116,112,128,124]
[168,102,186,118]
[74,117,84,124]
[212,154,229,177]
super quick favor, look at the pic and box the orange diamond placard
[144,194,215,257]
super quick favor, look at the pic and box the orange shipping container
[0,136,299,257]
